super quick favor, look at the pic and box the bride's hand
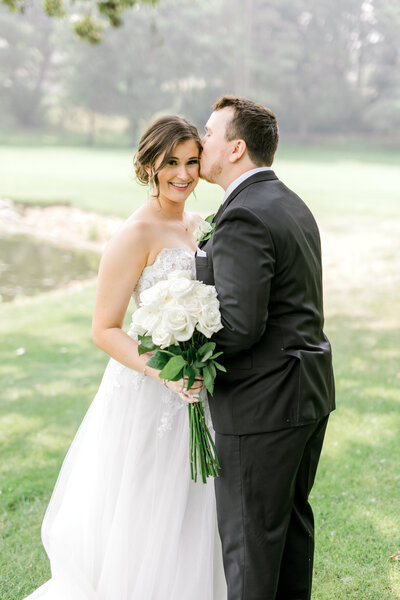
[164,377,204,403]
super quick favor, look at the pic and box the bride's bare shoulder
[103,212,155,265]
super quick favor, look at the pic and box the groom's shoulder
[228,176,318,233]
[234,175,307,214]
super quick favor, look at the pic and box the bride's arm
[92,220,203,399]
[92,220,159,377]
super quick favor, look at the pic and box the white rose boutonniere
[193,214,216,243]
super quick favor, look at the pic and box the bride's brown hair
[134,116,202,196]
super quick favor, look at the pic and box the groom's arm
[211,205,275,357]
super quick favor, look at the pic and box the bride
[24,116,226,599]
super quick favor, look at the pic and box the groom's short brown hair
[213,96,279,166]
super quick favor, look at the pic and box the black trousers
[214,416,329,600]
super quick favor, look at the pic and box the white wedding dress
[24,247,227,600]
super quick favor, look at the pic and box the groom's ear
[229,139,247,163]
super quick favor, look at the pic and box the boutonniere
[193,213,216,243]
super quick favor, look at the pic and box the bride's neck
[149,195,185,221]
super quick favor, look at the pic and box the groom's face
[200,108,234,184]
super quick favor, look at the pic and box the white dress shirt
[222,166,272,204]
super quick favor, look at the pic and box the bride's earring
[147,169,154,193]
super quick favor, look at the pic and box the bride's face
[155,139,200,204]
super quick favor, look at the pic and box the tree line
[0,0,399,143]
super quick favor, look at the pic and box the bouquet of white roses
[130,270,226,483]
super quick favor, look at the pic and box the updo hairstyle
[134,115,202,196]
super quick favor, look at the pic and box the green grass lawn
[1,143,400,599]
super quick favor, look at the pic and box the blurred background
[0,1,399,599]
[0,0,400,146]
[1,0,400,145]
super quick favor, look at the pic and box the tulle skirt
[24,355,226,599]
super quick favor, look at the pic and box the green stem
[189,406,194,481]
[188,397,221,483]
[193,407,207,483]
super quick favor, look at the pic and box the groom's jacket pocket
[195,256,209,267]
[195,256,213,285]
[284,344,335,421]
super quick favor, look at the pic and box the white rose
[152,326,174,348]
[167,270,192,280]
[178,293,203,318]
[194,283,218,301]
[130,306,149,335]
[168,277,195,298]
[131,306,161,335]
[203,298,220,312]
[162,306,195,342]
[193,220,213,243]
[196,305,223,338]
[130,320,146,336]
[140,280,171,307]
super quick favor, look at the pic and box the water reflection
[0,235,100,302]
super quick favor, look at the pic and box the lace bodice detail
[133,247,196,306]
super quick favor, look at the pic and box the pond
[0,235,100,302]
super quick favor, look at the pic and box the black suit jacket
[195,171,335,435]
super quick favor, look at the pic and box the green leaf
[203,364,215,395]
[187,345,196,364]
[202,350,215,362]
[146,351,170,370]
[169,371,185,382]
[192,365,202,379]
[137,334,157,355]
[208,362,216,379]
[210,351,223,360]
[159,355,188,380]
[197,342,216,360]
[186,365,196,390]
[205,213,216,224]
[167,345,181,355]
[214,361,227,373]
[194,360,207,369]
[138,343,158,356]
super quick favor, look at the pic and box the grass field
[1,143,400,599]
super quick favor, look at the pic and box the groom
[195,96,335,600]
